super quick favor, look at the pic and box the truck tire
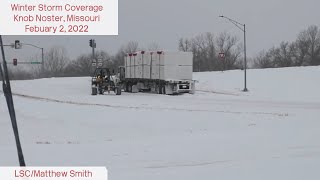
[99,89,103,95]
[128,84,132,93]
[157,85,162,94]
[92,87,97,95]
[115,87,122,95]
[124,83,128,92]
[162,85,166,95]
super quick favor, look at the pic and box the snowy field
[1,66,320,180]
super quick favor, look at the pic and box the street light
[219,15,248,92]
[19,42,44,75]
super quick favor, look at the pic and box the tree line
[5,25,320,80]
[253,25,320,68]
[178,32,243,71]
[7,42,140,79]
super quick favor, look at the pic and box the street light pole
[20,43,44,76]
[219,15,248,92]
[41,48,44,75]
[243,24,248,92]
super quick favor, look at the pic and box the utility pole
[0,35,26,166]
[219,15,248,92]
[157,51,162,93]
[89,39,96,62]
[41,48,44,75]
[243,24,247,92]
[92,43,95,60]
[89,39,97,72]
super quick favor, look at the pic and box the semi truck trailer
[118,51,195,95]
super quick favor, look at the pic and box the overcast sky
[3,0,320,63]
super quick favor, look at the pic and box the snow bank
[194,66,320,103]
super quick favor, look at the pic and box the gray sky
[3,0,320,62]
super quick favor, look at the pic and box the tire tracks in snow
[196,89,241,96]
[197,89,320,110]
[145,160,233,169]
[7,91,289,117]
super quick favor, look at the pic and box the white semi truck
[118,51,195,95]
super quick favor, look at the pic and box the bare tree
[148,42,160,51]
[178,38,192,52]
[65,54,92,76]
[178,32,242,72]
[216,32,242,70]
[121,41,139,53]
[271,42,296,67]
[295,37,309,66]
[44,46,68,77]
[205,32,216,71]
[113,41,140,67]
[296,25,320,65]
[254,25,320,68]
[253,51,274,68]
[65,50,113,77]
[28,53,43,78]
[8,67,34,80]
[192,34,207,71]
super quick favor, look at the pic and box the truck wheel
[157,86,162,94]
[99,89,103,95]
[92,87,97,95]
[124,83,128,92]
[128,84,132,93]
[162,86,166,95]
[115,87,122,95]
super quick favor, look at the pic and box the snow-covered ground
[1,66,320,180]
